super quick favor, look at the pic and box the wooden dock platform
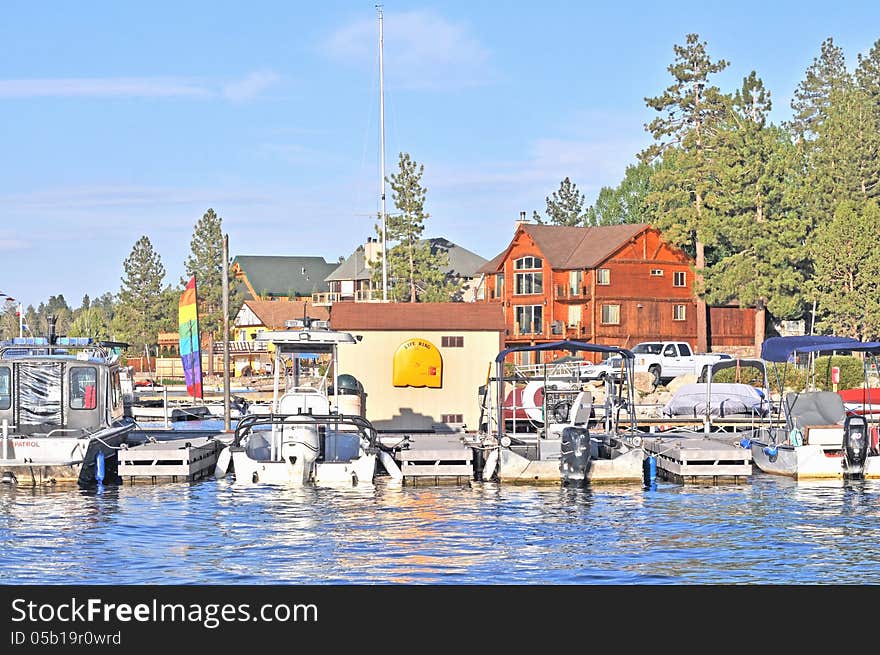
[118,436,223,483]
[640,434,752,484]
[393,434,475,486]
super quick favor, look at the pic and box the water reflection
[3,474,880,584]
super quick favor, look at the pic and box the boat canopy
[495,340,634,363]
[761,336,861,362]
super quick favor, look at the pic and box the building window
[674,304,687,321]
[569,270,583,295]
[496,273,504,298]
[567,305,581,327]
[650,269,664,276]
[597,268,610,285]
[441,336,464,348]
[513,257,543,295]
[515,271,543,295]
[673,271,686,287]
[514,256,542,270]
[601,304,620,325]
[70,367,97,410]
[515,305,543,334]
[441,414,464,424]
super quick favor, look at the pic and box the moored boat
[474,340,646,485]
[0,317,136,486]
[746,335,880,480]
[214,317,400,485]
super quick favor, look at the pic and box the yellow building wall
[337,330,501,432]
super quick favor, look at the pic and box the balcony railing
[555,285,588,299]
[212,341,269,354]
[312,289,381,305]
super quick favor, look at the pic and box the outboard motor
[843,415,869,476]
[560,426,591,483]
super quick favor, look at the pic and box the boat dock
[381,433,475,485]
[640,434,753,483]
[118,435,226,483]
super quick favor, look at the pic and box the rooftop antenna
[377,4,388,302]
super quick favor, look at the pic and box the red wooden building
[476,221,758,363]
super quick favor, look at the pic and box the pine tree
[808,85,880,209]
[856,38,880,104]
[533,177,588,225]
[374,153,453,302]
[114,236,168,354]
[702,72,811,348]
[183,208,241,371]
[640,33,730,351]
[585,161,658,225]
[788,37,851,142]
[809,200,880,339]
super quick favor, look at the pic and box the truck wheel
[649,366,661,389]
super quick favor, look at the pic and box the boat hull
[750,439,880,479]
[0,422,134,486]
[497,442,644,484]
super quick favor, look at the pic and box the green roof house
[232,255,340,301]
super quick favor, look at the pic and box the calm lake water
[2,468,880,585]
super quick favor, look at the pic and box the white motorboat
[214,317,401,485]
[0,317,136,486]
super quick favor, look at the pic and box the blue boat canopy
[495,340,634,363]
[761,335,862,362]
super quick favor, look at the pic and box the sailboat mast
[378,4,388,302]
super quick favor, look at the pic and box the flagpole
[192,277,201,400]
[222,234,231,431]
[19,303,23,338]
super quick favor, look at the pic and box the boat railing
[232,412,379,450]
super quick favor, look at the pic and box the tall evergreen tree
[183,208,240,372]
[532,177,588,225]
[808,84,880,211]
[702,73,810,348]
[809,200,880,339]
[585,161,658,225]
[640,33,730,351]
[788,37,851,142]
[114,236,168,354]
[375,153,453,302]
[856,38,880,104]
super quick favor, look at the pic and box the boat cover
[662,382,769,418]
[784,391,845,427]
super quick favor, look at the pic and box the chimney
[515,210,529,230]
[364,236,383,264]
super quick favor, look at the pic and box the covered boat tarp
[662,382,769,418]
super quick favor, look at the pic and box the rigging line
[353,48,380,228]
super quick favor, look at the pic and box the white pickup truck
[632,341,731,388]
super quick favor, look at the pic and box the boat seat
[244,432,272,461]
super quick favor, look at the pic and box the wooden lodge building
[476,221,758,363]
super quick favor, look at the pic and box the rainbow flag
[178,276,203,399]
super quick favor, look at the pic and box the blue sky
[2,1,879,309]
